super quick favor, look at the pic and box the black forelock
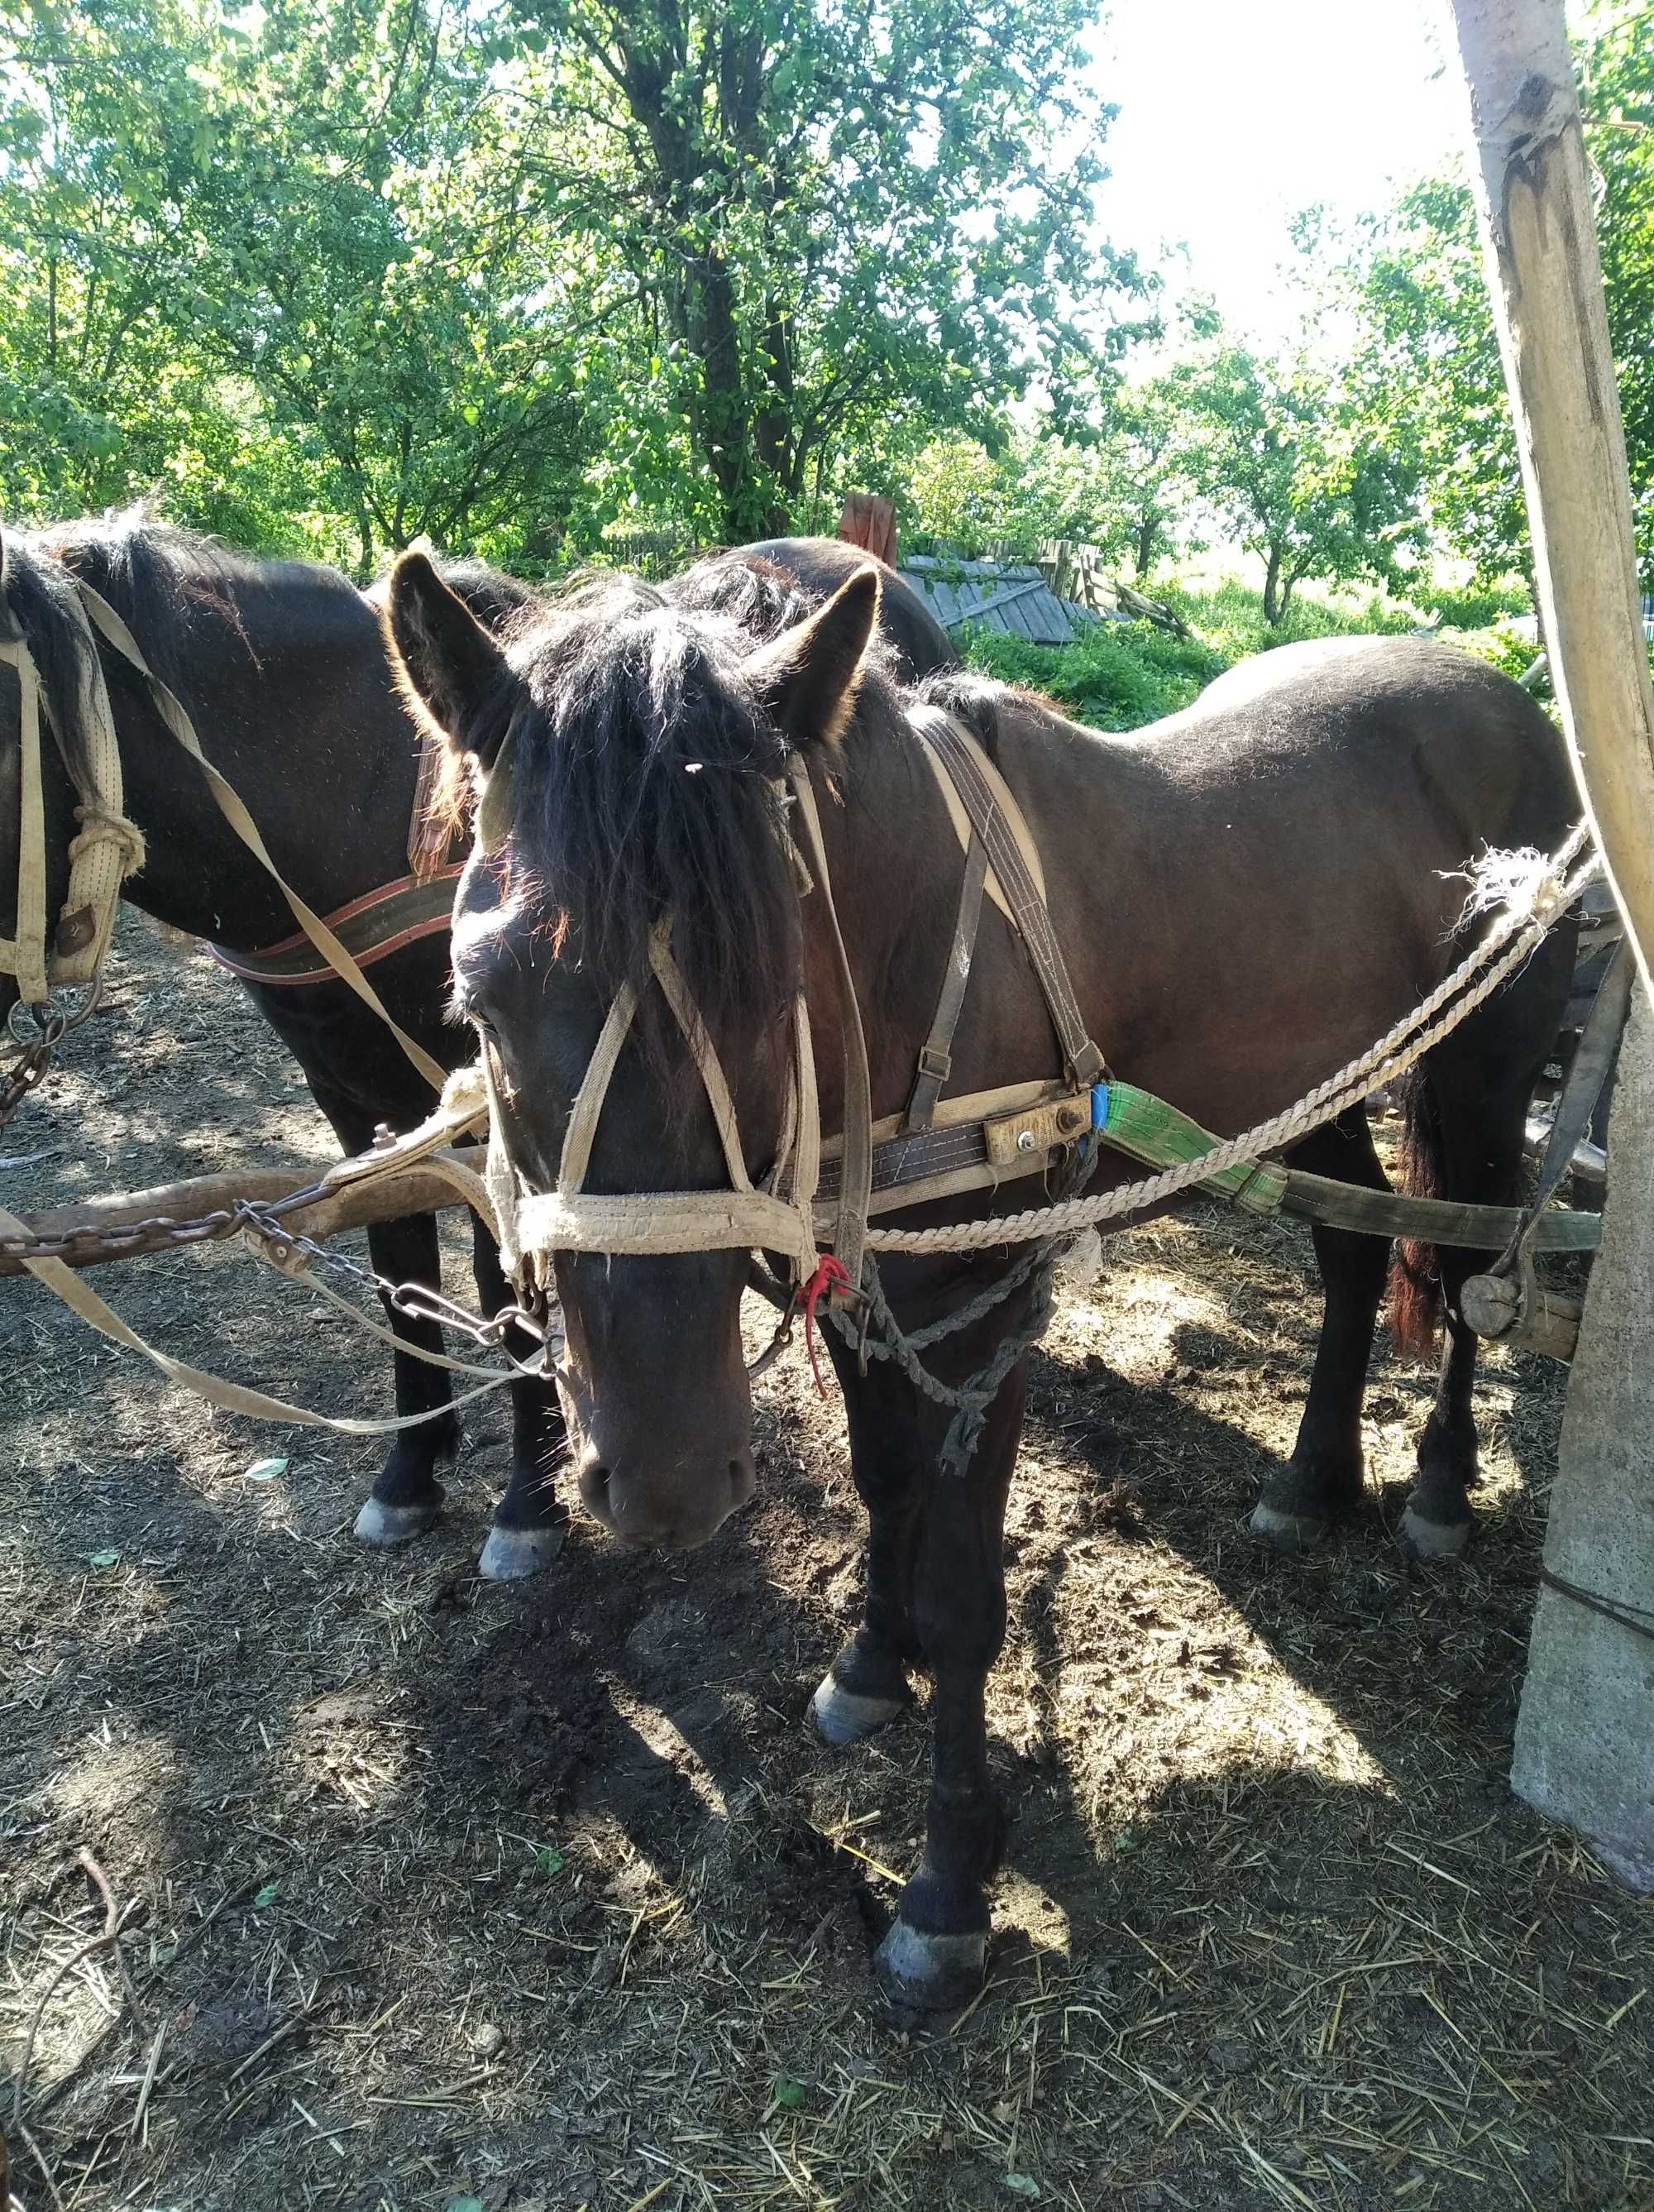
[504,569,802,1080]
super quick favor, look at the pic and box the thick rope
[866,830,1599,1257]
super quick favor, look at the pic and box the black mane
[498,553,901,1072]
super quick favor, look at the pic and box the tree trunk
[1261,543,1284,626]
[1134,509,1157,582]
[1447,0,1654,1888]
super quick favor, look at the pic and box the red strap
[800,1253,851,1397]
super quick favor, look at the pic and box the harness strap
[0,1199,519,1433]
[0,627,145,1003]
[903,832,988,1135]
[558,979,641,1194]
[788,757,873,1300]
[0,640,49,1004]
[915,709,1106,1090]
[74,584,448,1094]
[209,869,460,985]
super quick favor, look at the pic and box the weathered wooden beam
[1447,0,1654,1892]
[1447,0,1654,991]
[0,1157,476,1278]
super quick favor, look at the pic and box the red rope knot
[799,1252,852,1397]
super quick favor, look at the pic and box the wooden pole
[1446,0,1654,992]
[0,1157,477,1278]
[1446,0,1654,1886]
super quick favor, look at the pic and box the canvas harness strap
[0,627,146,1009]
[0,569,450,1091]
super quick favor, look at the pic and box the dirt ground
[2,914,1651,2212]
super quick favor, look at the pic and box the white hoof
[1401,1506,1470,1560]
[478,1522,566,1581]
[1249,1500,1329,1553]
[874,1920,987,2010]
[810,1673,910,1746]
[354,1494,442,1548]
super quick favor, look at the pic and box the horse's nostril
[729,1453,757,1508]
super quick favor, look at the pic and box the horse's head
[385,553,882,1549]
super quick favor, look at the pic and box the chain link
[0,1009,66,1137]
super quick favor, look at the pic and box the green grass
[958,574,1540,732]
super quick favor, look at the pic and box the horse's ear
[384,548,512,759]
[744,564,882,749]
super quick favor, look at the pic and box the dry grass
[2,916,1651,2212]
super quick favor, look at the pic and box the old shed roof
[897,555,1108,647]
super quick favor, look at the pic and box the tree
[0,0,619,570]
[511,0,1145,541]
[1179,340,1428,625]
[1320,5,1654,586]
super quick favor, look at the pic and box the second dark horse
[0,519,953,1573]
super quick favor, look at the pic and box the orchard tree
[1320,5,1654,584]
[1181,341,1428,625]
[512,0,1147,540]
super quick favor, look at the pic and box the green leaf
[1004,2176,1041,2200]
[447,2199,485,2212]
[535,1846,565,1878]
[88,1550,121,1569]
[253,1882,280,1908]
[772,2072,805,2109]
[243,1457,288,1481]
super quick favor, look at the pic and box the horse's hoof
[353,1492,442,1548]
[1249,1499,1329,1552]
[810,1673,911,1746]
[1401,1505,1470,1561]
[873,1919,987,2011]
[478,1522,566,1581]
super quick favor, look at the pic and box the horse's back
[1161,634,1574,851]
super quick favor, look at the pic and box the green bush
[960,618,1226,730]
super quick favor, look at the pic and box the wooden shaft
[1445,0,1654,993]
[0,1161,475,1277]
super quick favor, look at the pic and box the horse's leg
[875,1362,1025,2012]
[1250,1108,1392,1551]
[810,1349,925,1745]
[351,1205,463,1546]
[469,1219,571,1581]
[1400,1033,1546,1560]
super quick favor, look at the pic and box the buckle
[916,1044,952,1084]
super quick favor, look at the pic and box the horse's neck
[107,582,419,951]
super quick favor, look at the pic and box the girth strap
[915,709,1106,1091]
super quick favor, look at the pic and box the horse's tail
[1388,1066,1446,1361]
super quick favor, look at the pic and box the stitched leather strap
[903,832,988,1134]
[915,710,1106,1089]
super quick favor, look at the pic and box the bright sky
[1092,0,1465,349]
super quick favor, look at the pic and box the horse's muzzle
[576,1440,755,1549]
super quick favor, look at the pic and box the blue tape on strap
[1090,1080,1111,1130]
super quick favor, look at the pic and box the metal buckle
[916,1044,952,1084]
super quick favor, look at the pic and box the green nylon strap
[1099,1081,1290,1216]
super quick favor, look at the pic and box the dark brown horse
[385,554,1574,2007]
[1,519,953,1578]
